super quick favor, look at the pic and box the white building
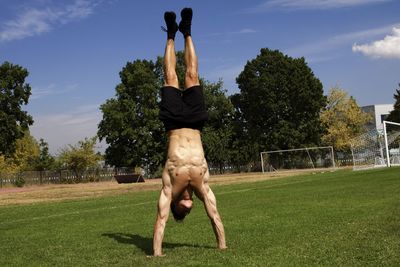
[361,104,393,131]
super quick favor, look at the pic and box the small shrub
[13,174,25,187]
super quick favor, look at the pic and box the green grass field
[0,168,399,266]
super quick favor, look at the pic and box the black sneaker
[162,11,178,40]
[179,7,192,37]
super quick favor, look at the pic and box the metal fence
[0,168,135,188]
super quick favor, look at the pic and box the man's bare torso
[166,128,208,199]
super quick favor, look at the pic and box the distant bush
[13,173,25,187]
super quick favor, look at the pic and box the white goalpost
[351,120,400,170]
[260,146,335,173]
[383,120,400,167]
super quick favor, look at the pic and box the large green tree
[0,62,33,156]
[320,87,371,151]
[386,83,400,123]
[201,80,235,173]
[234,48,326,152]
[98,60,165,174]
[230,93,260,171]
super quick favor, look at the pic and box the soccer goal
[351,120,400,170]
[260,146,335,173]
[350,129,386,170]
[383,120,400,167]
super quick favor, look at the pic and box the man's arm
[194,170,227,249]
[153,169,172,256]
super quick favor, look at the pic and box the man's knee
[164,72,178,87]
[185,69,199,86]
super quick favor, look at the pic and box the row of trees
[97,48,394,175]
[0,62,102,178]
[0,131,101,177]
[2,49,400,177]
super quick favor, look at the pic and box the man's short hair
[170,201,189,222]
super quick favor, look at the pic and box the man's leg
[184,36,200,89]
[163,12,179,88]
[179,8,200,89]
[163,40,179,88]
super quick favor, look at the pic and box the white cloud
[62,0,95,21]
[205,28,258,38]
[352,27,400,59]
[30,104,102,154]
[247,0,392,11]
[31,83,78,100]
[0,0,99,42]
[286,23,399,59]
[0,9,54,42]
[232,28,257,34]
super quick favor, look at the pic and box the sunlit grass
[0,168,399,266]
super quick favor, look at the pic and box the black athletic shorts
[159,85,208,131]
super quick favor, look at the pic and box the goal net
[260,146,335,173]
[351,129,386,170]
[383,121,400,167]
[351,120,400,170]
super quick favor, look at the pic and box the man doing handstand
[152,7,226,257]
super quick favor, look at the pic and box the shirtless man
[152,8,226,257]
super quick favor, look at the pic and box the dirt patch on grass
[0,169,331,206]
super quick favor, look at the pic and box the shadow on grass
[102,233,214,255]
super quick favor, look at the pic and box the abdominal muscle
[166,128,207,194]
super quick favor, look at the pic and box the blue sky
[1,0,400,154]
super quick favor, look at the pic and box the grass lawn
[0,168,399,266]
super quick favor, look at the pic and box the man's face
[174,188,193,217]
[175,198,193,216]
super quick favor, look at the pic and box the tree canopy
[0,131,39,174]
[386,83,400,123]
[234,48,326,152]
[0,61,33,156]
[320,87,372,151]
[201,80,235,173]
[98,48,331,175]
[58,137,102,180]
[31,139,55,171]
[98,52,237,175]
[12,131,40,171]
[98,59,165,174]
